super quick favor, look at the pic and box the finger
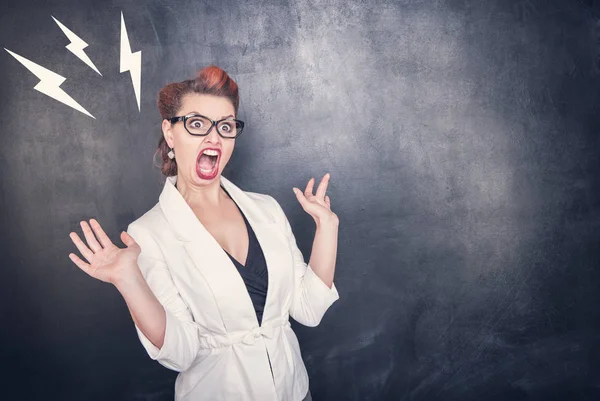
[80,221,103,253]
[89,219,113,249]
[304,177,315,197]
[325,195,331,208]
[69,232,95,263]
[315,173,330,201]
[68,252,93,275]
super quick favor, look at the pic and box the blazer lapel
[220,176,289,325]
[158,175,287,333]
[159,175,256,332]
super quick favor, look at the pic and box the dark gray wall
[1,0,599,400]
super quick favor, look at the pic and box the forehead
[178,93,235,118]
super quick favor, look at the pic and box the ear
[162,119,174,148]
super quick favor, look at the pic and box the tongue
[198,154,215,170]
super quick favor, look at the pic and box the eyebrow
[187,111,234,120]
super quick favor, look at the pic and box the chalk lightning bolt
[120,12,141,111]
[51,16,102,76]
[4,48,95,119]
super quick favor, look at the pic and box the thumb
[293,187,307,206]
[121,231,138,248]
[293,187,316,215]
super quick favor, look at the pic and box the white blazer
[126,175,340,401]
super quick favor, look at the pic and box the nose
[204,124,222,144]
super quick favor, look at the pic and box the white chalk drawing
[52,16,102,76]
[4,48,95,119]
[3,12,142,117]
[120,12,142,112]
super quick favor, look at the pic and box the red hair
[154,66,240,176]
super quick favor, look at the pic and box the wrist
[112,266,144,292]
[315,213,339,230]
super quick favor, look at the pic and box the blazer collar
[158,174,273,243]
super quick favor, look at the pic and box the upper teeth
[203,149,218,156]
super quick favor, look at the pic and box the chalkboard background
[1,0,599,400]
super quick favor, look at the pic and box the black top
[220,185,269,325]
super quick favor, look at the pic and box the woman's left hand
[293,173,339,227]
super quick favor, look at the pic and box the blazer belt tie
[227,320,291,346]
[198,320,291,348]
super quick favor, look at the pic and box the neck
[175,174,227,210]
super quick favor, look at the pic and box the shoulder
[126,203,169,258]
[127,202,165,232]
[242,189,286,223]
[244,190,276,207]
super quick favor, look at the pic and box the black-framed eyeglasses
[168,113,245,139]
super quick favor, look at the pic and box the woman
[68,66,340,401]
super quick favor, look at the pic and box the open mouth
[196,148,220,178]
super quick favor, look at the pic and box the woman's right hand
[69,219,141,285]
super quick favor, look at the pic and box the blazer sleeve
[267,195,340,327]
[126,222,201,372]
